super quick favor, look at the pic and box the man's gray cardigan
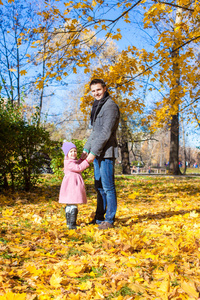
[84,96,120,158]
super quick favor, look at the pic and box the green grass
[180,167,200,174]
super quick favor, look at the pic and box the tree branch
[180,96,200,112]
[154,0,194,11]
[123,35,200,85]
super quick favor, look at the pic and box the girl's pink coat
[59,158,89,204]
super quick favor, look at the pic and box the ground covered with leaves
[1,175,200,300]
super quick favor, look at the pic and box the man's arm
[83,130,94,154]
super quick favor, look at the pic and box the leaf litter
[1,175,200,299]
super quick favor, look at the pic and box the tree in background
[0,0,36,105]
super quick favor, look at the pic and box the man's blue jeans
[93,158,117,224]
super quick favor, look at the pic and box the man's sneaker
[98,221,114,229]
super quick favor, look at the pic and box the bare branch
[180,96,200,112]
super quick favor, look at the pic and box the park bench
[131,167,167,174]
[150,168,167,174]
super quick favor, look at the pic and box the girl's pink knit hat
[62,142,76,156]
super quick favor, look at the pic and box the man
[81,79,120,229]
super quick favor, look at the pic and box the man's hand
[87,153,96,163]
[80,151,88,160]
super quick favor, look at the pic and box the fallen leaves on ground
[1,175,200,299]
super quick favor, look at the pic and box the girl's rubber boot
[65,210,71,228]
[69,207,78,229]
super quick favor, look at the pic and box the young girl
[59,142,89,229]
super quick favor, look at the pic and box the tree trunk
[14,19,20,106]
[121,141,131,174]
[37,41,47,126]
[0,24,14,105]
[120,116,131,174]
[169,113,181,174]
[168,5,182,175]
[180,111,187,174]
[3,174,8,189]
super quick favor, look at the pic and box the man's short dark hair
[90,79,106,88]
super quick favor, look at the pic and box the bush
[50,139,94,180]
[131,160,145,168]
[0,98,55,191]
[72,139,94,180]
[49,144,63,179]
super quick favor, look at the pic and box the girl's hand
[81,151,88,160]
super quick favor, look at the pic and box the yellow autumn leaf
[87,16,93,22]
[32,214,42,224]
[161,225,171,231]
[80,243,95,252]
[128,282,146,293]
[8,68,17,72]
[2,208,13,216]
[128,192,139,199]
[65,267,82,277]
[181,280,199,298]
[73,67,77,74]
[20,70,27,76]
[50,272,62,288]
[84,68,90,74]
[36,80,44,89]
[174,25,181,31]
[67,292,80,300]
[167,264,176,272]
[112,33,122,40]
[78,280,92,290]
[189,211,199,218]
[125,2,132,8]
[159,275,170,293]
[124,19,131,23]
[0,291,26,300]
[0,0,3,5]
[26,264,42,276]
